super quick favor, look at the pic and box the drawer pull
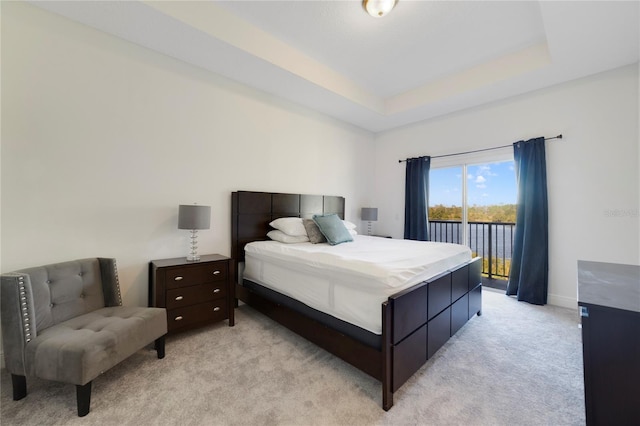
[213,307,221,312]
[175,296,184,301]
[213,288,221,293]
[174,276,184,281]
[213,270,221,275]
[174,316,183,321]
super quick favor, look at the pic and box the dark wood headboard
[231,191,345,262]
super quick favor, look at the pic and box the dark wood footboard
[384,257,482,406]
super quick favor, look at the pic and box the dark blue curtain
[404,156,430,241]
[507,137,548,305]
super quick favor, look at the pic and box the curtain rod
[398,134,563,163]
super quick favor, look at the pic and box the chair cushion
[25,306,167,385]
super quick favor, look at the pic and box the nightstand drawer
[168,301,228,331]
[166,283,227,310]
[166,262,228,289]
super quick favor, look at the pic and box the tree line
[429,204,517,223]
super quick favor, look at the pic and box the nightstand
[149,254,235,334]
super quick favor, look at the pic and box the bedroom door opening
[429,159,516,290]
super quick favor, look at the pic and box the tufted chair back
[16,258,121,333]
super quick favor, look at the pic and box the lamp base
[186,229,200,262]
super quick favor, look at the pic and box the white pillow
[343,220,357,230]
[267,230,309,244]
[269,217,307,236]
[349,229,357,236]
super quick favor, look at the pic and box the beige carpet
[0,288,585,425]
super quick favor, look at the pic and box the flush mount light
[363,0,398,18]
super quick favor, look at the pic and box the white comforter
[243,235,472,334]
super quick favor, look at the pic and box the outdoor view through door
[429,160,516,289]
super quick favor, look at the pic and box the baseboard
[548,293,578,310]
[484,287,577,311]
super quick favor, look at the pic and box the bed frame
[231,190,482,410]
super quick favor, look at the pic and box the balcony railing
[429,220,515,279]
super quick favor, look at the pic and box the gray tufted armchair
[1,258,167,416]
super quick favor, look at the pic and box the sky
[429,160,517,206]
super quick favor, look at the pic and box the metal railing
[429,220,516,279]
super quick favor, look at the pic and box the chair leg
[11,374,27,400]
[76,381,92,417]
[155,335,166,359]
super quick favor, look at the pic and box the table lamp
[178,204,211,261]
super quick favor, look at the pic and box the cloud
[476,165,497,177]
[475,175,486,184]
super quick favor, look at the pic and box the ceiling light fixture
[363,0,398,18]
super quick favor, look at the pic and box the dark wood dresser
[578,260,639,426]
[150,254,235,333]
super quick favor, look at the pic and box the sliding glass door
[429,159,516,281]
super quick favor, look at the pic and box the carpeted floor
[0,288,585,425]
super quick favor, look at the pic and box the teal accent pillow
[312,214,353,245]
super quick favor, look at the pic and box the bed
[231,190,482,410]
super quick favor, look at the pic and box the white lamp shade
[361,207,378,221]
[178,205,211,230]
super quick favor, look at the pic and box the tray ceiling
[31,1,639,133]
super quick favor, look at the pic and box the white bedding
[243,235,472,334]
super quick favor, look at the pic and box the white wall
[1,3,375,309]
[374,64,640,308]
